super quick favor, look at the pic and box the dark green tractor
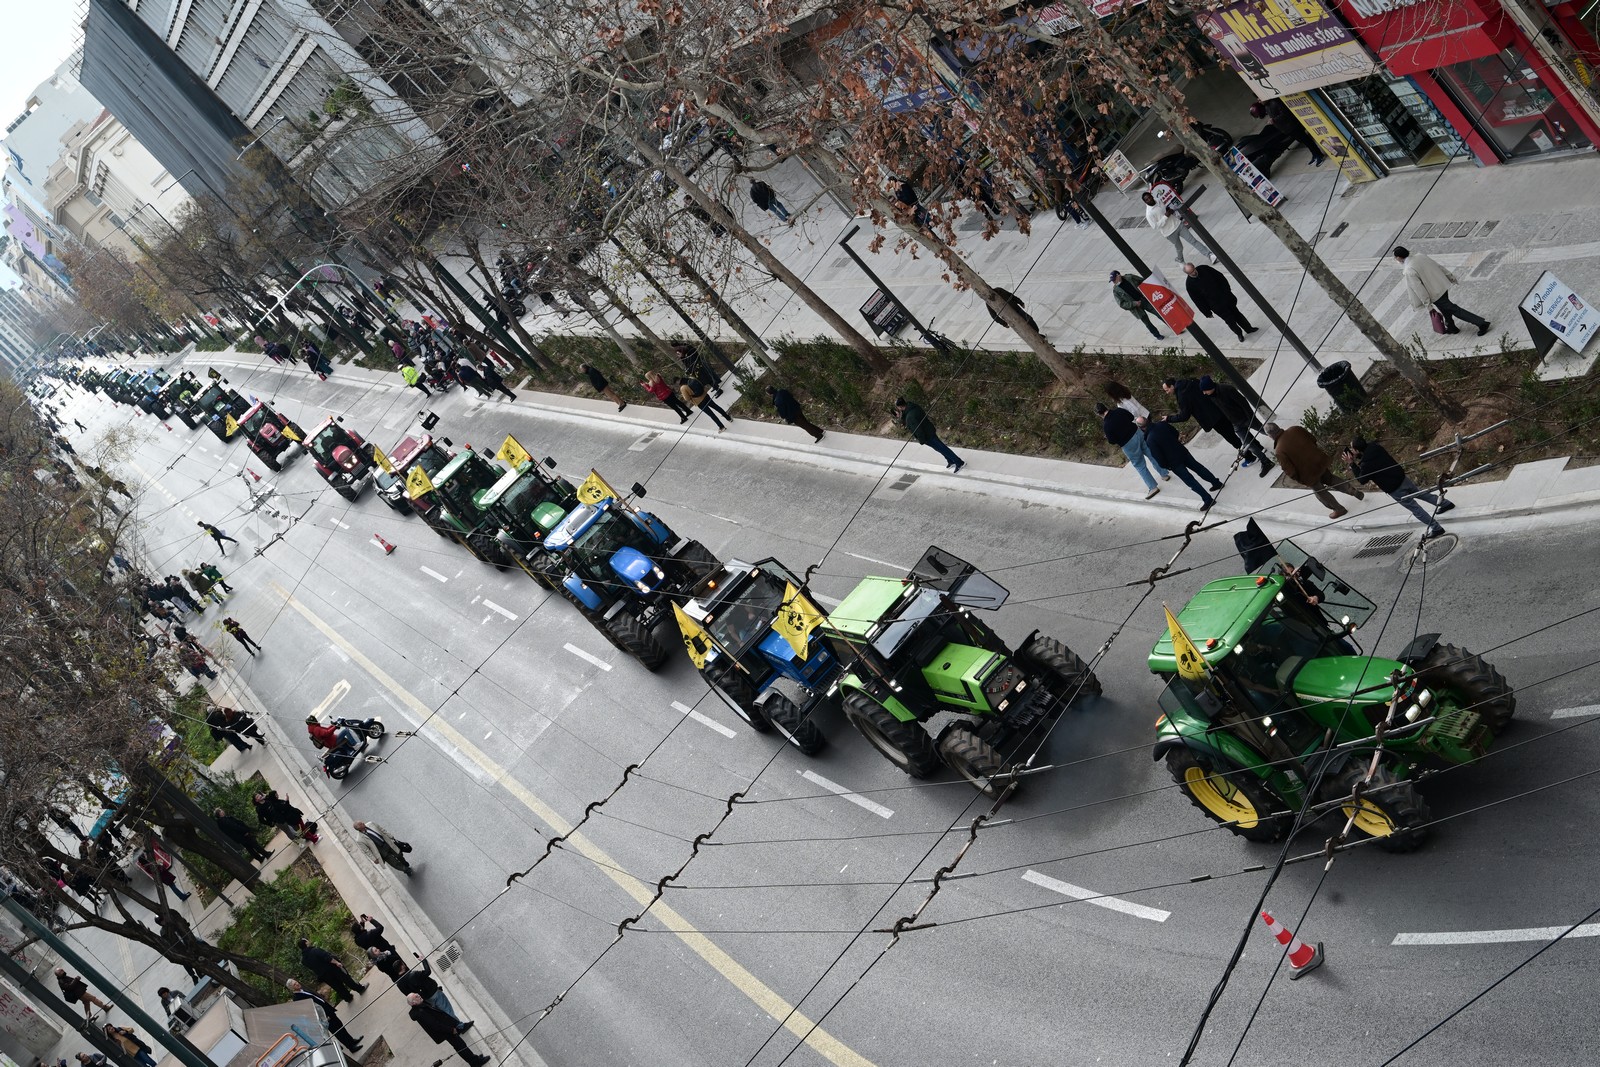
[419,449,515,567]
[1150,542,1514,852]
[819,547,1101,794]
[472,457,579,588]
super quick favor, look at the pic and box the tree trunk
[585,271,681,363]
[608,238,746,378]
[460,240,548,370]
[1044,0,1462,420]
[633,228,780,374]
[616,128,889,373]
[569,290,645,367]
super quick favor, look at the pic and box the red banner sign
[1139,268,1196,332]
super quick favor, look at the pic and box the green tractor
[1149,542,1514,852]
[818,547,1101,793]
[472,455,580,589]
[416,448,516,567]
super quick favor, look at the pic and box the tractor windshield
[570,513,638,579]
[241,409,270,436]
[307,426,345,464]
[707,570,789,656]
[497,474,557,527]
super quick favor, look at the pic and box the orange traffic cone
[246,468,261,482]
[1260,911,1324,979]
[373,534,396,554]
[162,423,172,431]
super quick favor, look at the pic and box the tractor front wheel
[842,692,939,778]
[1018,634,1101,703]
[1165,749,1288,842]
[603,613,670,670]
[938,724,1011,796]
[1414,643,1515,735]
[1331,763,1430,853]
[704,663,770,732]
[764,693,824,755]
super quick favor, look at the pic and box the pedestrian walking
[1182,262,1257,341]
[205,704,254,751]
[287,980,363,1052]
[211,704,264,745]
[1264,422,1366,519]
[103,1025,155,1067]
[221,617,262,656]
[54,969,113,1019]
[73,419,87,432]
[985,288,1042,336]
[1199,376,1274,475]
[454,356,493,398]
[678,378,731,431]
[1249,99,1326,166]
[642,371,692,422]
[1160,376,1271,470]
[163,576,203,614]
[1142,191,1215,264]
[367,947,408,981]
[475,357,518,401]
[406,994,489,1066]
[196,522,237,555]
[747,179,790,222]
[199,562,232,594]
[401,362,432,397]
[298,938,368,1000]
[767,386,824,442]
[351,915,396,957]
[1137,416,1224,509]
[136,846,191,901]
[483,347,516,372]
[175,641,217,681]
[1102,380,1153,420]
[212,807,271,862]
[1096,403,1168,498]
[893,397,964,471]
[1109,272,1164,340]
[352,820,413,874]
[253,790,318,843]
[398,953,471,1027]
[1343,435,1454,538]
[674,342,723,396]
[1394,246,1491,336]
[389,338,408,364]
[301,342,329,381]
[580,364,627,410]
[182,568,221,606]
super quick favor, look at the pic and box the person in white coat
[1395,246,1491,336]
[1143,191,1214,264]
[352,820,413,874]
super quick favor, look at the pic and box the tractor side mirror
[631,482,648,499]
[543,456,557,469]
[442,437,453,447]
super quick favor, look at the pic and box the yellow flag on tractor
[775,583,826,660]
[497,434,533,470]
[223,414,240,437]
[576,470,616,506]
[672,602,713,670]
[406,464,436,500]
[1164,603,1208,681]
[279,422,303,443]
[371,445,395,473]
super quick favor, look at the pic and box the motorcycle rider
[306,715,361,758]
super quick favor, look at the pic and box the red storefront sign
[1333,0,1503,73]
[1139,269,1196,333]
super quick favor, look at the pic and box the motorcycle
[1140,122,1236,195]
[313,716,387,781]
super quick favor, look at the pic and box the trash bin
[1316,360,1367,413]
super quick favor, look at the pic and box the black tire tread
[842,691,939,778]
[938,725,1010,795]
[1332,763,1431,853]
[704,662,771,731]
[1018,633,1102,699]
[605,612,669,670]
[1164,749,1288,842]
[1414,642,1515,735]
[764,692,824,754]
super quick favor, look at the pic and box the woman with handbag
[104,1025,157,1067]
[678,377,731,432]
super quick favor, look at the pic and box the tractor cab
[473,458,577,582]
[237,401,304,470]
[306,417,373,500]
[545,497,677,598]
[377,431,455,513]
[405,448,512,566]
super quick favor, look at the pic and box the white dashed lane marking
[1021,870,1171,923]
[1393,924,1600,946]
[670,701,737,739]
[483,599,517,620]
[419,566,450,583]
[564,644,612,671]
[1550,705,1600,719]
[798,770,893,819]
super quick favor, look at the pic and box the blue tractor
[542,477,720,669]
[674,557,830,754]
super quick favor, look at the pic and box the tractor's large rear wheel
[526,555,559,591]
[938,724,1011,796]
[1018,634,1101,702]
[842,692,939,778]
[467,531,513,569]
[1165,749,1288,842]
[703,663,770,732]
[1413,643,1515,735]
[1330,763,1430,853]
[763,693,824,755]
[603,613,669,670]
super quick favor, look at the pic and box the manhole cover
[1352,532,1412,559]
[1408,532,1459,566]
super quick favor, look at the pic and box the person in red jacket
[306,716,358,754]
[640,370,691,422]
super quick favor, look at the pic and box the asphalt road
[54,358,1600,1067]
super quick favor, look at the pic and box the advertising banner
[1520,271,1600,354]
[1194,0,1376,100]
[1276,91,1382,183]
[1138,268,1196,333]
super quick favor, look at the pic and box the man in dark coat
[1265,422,1365,518]
[984,288,1041,336]
[351,915,396,956]
[212,807,271,862]
[1160,375,1257,467]
[288,980,362,1052]
[1109,272,1163,339]
[1183,263,1257,341]
[893,398,964,471]
[367,946,408,981]
[1343,435,1453,538]
[1096,402,1167,498]
[297,938,367,1000]
[1138,416,1224,509]
[767,386,824,442]
[1199,376,1273,474]
[406,993,489,1066]
[398,953,471,1026]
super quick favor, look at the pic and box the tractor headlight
[1405,704,1423,722]
[634,579,651,593]
[997,699,1010,711]
[1416,688,1433,708]
[1016,680,1026,692]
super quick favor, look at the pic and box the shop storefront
[1335,0,1600,162]
[1316,70,1470,169]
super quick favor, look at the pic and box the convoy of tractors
[77,362,1517,852]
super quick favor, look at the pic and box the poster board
[1520,271,1600,355]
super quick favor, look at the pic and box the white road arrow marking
[798,769,894,819]
[1021,870,1171,922]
